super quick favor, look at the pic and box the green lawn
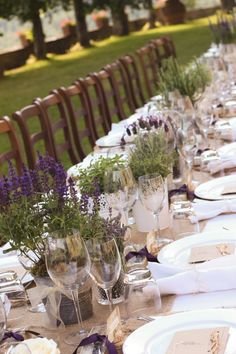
[0,17,213,170]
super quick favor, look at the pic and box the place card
[165,327,229,354]
[107,307,123,343]
[189,243,235,264]
[222,184,236,195]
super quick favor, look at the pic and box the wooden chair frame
[0,116,23,175]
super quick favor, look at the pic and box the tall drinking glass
[86,237,121,313]
[45,230,90,345]
[104,166,137,238]
[0,298,6,342]
[138,174,170,246]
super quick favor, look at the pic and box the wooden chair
[12,104,55,169]
[135,43,159,99]
[90,68,128,123]
[34,90,79,165]
[119,54,146,109]
[103,61,136,117]
[150,36,177,65]
[0,116,23,175]
[76,76,111,139]
[59,82,97,160]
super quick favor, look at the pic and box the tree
[92,0,141,36]
[72,0,91,47]
[0,0,60,60]
[221,0,235,10]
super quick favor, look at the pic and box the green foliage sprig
[129,131,175,182]
[76,155,126,195]
[158,57,211,104]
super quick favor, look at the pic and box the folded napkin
[150,255,236,295]
[219,126,236,141]
[207,156,236,174]
[190,199,236,222]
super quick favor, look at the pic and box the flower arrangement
[76,155,126,196]
[121,114,171,145]
[129,130,176,182]
[0,154,126,277]
[60,18,75,28]
[158,57,211,104]
[208,10,236,45]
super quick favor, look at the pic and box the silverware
[137,315,154,323]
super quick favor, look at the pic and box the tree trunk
[221,0,235,10]
[111,3,129,36]
[31,4,46,60]
[147,0,156,29]
[73,0,90,48]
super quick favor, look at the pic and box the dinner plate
[194,175,236,200]
[217,142,236,158]
[96,133,123,147]
[157,231,236,269]
[123,309,236,354]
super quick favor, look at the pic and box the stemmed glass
[45,229,90,345]
[104,166,137,234]
[0,298,6,342]
[138,174,169,246]
[176,128,198,189]
[86,237,121,313]
[195,113,213,148]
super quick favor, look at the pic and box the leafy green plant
[158,57,211,104]
[129,131,176,182]
[76,155,126,195]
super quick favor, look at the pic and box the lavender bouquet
[0,154,126,277]
[209,10,236,45]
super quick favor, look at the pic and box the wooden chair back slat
[0,116,23,175]
[58,83,96,160]
[12,104,54,169]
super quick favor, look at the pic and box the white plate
[123,309,236,354]
[157,231,236,269]
[194,175,236,200]
[218,142,236,158]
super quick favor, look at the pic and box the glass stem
[71,289,86,335]
[153,212,161,240]
[104,288,113,313]
[186,161,192,187]
[123,209,132,243]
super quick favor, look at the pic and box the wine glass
[195,113,213,147]
[104,166,137,230]
[45,229,90,345]
[0,298,6,342]
[138,174,170,246]
[86,237,121,313]
[176,128,198,189]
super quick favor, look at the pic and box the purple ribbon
[168,184,195,201]
[2,331,24,342]
[125,246,158,263]
[73,333,118,354]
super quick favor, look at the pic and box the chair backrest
[150,36,176,64]
[119,54,146,108]
[90,68,127,123]
[12,103,54,169]
[103,61,136,117]
[135,43,159,99]
[76,76,111,140]
[0,116,23,175]
[35,90,79,166]
[59,83,96,160]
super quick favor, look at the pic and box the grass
[0,17,213,171]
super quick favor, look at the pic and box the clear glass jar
[171,200,199,239]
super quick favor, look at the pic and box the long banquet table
[3,45,236,353]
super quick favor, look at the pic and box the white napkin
[190,199,236,222]
[219,126,236,141]
[207,157,236,174]
[150,255,236,295]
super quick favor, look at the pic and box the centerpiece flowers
[0,154,127,319]
[158,57,211,105]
